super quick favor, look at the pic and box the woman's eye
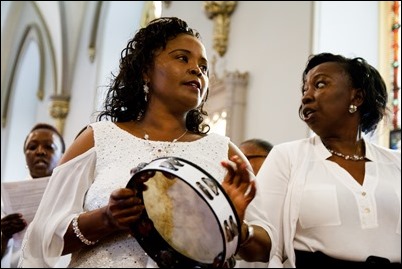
[315,81,326,89]
[27,146,36,151]
[200,65,208,73]
[46,145,55,151]
[177,55,188,62]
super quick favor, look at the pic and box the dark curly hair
[298,52,388,134]
[97,17,210,134]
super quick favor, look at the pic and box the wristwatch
[240,220,254,247]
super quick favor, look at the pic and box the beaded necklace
[326,147,365,161]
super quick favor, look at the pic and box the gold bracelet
[72,213,98,246]
[240,220,254,247]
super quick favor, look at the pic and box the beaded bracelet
[72,213,98,246]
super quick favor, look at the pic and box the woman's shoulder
[186,132,230,144]
[90,121,133,137]
[273,136,314,150]
[205,132,230,141]
[188,132,230,154]
[366,140,401,164]
[89,120,113,129]
[59,127,95,165]
[266,137,321,164]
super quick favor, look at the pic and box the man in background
[236,138,273,268]
[240,138,273,174]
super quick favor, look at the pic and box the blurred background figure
[1,123,65,268]
[23,123,65,179]
[240,138,273,174]
[237,138,273,268]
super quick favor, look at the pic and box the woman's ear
[142,70,149,83]
[352,88,364,107]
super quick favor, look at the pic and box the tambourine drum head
[127,157,240,268]
[144,172,222,262]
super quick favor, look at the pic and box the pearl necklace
[326,147,365,161]
[143,129,188,158]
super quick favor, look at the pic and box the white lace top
[19,121,230,268]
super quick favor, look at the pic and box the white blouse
[245,135,401,267]
[19,121,231,268]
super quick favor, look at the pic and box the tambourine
[126,156,240,268]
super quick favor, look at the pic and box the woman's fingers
[107,188,145,229]
[221,155,256,221]
[222,155,251,187]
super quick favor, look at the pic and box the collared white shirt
[245,135,401,267]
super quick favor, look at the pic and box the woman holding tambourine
[19,17,257,268]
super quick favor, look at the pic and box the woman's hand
[128,163,156,192]
[221,155,256,222]
[104,188,145,231]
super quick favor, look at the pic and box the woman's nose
[188,66,201,76]
[301,88,314,104]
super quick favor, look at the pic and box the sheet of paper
[1,177,50,247]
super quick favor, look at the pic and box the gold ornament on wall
[203,1,237,57]
[49,95,70,135]
[140,1,163,27]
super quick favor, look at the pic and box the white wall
[2,41,40,180]
[164,1,313,144]
[313,1,382,143]
[314,1,378,64]
[1,1,386,181]
[163,1,382,145]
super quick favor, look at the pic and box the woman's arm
[58,127,144,254]
[19,148,97,267]
[20,127,137,266]
[222,141,272,262]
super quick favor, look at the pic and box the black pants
[295,250,401,268]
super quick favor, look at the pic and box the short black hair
[23,123,66,153]
[241,138,274,154]
[299,52,388,134]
